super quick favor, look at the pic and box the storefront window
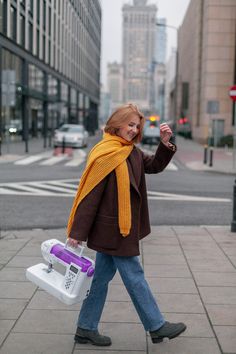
[1,49,23,140]
[28,64,44,92]
[59,82,69,125]
[28,98,43,137]
[48,75,58,98]
[70,87,77,123]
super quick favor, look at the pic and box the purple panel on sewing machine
[50,244,93,272]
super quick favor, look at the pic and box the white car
[53,124,89,148]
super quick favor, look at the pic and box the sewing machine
[26,239,95,305]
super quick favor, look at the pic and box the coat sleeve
[141,141,177,174]
[68,177,108,241]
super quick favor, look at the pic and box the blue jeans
[78,252,165,332]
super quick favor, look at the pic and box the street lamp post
[156,22,178,140]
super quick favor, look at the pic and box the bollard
[62,136,65,154]
[203,145,208,164]
[231,179,236,232]
[209,148,213,167]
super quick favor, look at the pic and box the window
[19,14,25,47]
[37,0,40,24]
[28,64,44,92]
[10,6,17,41]
[28,22,33,52]
[37,29,40,56]
[43,0,46,30]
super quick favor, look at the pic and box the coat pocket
[89,214,119,250]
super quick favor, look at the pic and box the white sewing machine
[26,239,95,305]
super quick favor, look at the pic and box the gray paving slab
[147,277,198,294]
[147,337,221,354]
[74,323,146,352]
[193,271,236,286]
[27,289,81,311]
[144,264,192,278]
[0,299,28,319]
[2,225,236,353]
[101,301,140,323]
[142,236,180,245]
[199,286,236,305]
[13,309,77,334]
[0,320,15,346]
[5,255,43,268]
[74,351,146,354]
[0,333,74,354]
[162,313,215,338]
[0,267,32,281]
[0,250,18,264]
[214,325,236,354]
[142,244,183,255]
[0,281,36,299]
[205,304,236,326]
[143,254,187,265]
[155,293,205,314]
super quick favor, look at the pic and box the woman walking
[67,103,186,346]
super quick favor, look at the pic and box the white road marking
[147,191,231,202]
[15,155,45,165]
[0,179,231,202]
[40,156,68,165]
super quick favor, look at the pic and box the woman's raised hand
[160,123,172,144]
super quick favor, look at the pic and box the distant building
[122,0,157,114]
[0,0,101,145]
[99,88,111,125]
[155,18,167,65]
[107,62,123,111]
[177,0,236,144]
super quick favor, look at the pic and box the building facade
[0,0,101,148]
[122,0,157,114]
[177,0,236,144]
[107,61,123,111]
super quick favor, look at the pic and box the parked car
[142,117,160,145]
[53,124,89,148]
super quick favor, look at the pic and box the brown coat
[69,141,176,256]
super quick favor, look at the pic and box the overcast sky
[100,0,191,88]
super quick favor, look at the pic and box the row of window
[0,0,101,99]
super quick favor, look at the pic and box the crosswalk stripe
[15,155,45,165]
[28,181,75,194]
[40,156,68,165]
[65,157,85,167]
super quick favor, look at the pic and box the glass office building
[0,0,101,146]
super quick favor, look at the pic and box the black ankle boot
[74,327,112,346]
[150,321,187,343]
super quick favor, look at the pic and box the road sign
[229,85,236,101]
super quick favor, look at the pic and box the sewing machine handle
[65,239,85,256]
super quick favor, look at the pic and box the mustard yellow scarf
[67,133,134,237]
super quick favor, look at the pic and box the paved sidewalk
[0,226,236,354]
[175,136,236,175]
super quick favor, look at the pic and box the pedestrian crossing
[0,147,179,169]
[9,149,87,167]
[0,178,231,202]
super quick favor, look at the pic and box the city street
[0,136,233,231]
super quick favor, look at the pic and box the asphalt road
[0,145,233,230]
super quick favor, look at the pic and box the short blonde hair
[104,103,145,143]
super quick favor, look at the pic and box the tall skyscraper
[122,0,157,113]
[155,18,167,64]
[107,62,123,111]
